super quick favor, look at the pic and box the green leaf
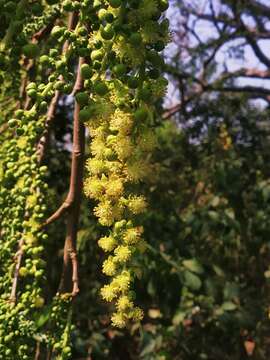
[211,196,220,207]
[35,307,51,328]
[212,264,225,277]
[184,270,202,291]
[172,310,185,326]
[221,301,237,311]
[140,338,158,357]
[147,279,156,296]
[225,208,235,220]
[182,259,204,274]
[223,282,239,300]
[208,210,219,221]
[262,186,270,201]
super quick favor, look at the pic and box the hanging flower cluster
[82,0,169,327]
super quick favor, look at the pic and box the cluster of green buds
[0,1,76,358]
[0,106,50,357]
[81,0,170,327]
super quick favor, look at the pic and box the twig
[43,199,72,226]
[9,238,24,304]
[34,341,41,360]
[0,123,8,135]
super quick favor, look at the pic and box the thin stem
[9,238,24,303]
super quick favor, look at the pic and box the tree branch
[245,33,270,69]
[9,238,24,303]
[57,58,85,296]
[37,12,78,164]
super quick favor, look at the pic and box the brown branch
[182,4,270,38]
[43,198,72,226]
[32,23,55,42]
[245,33,270,69]
[0,123,8,135]
[163,103,183,120]
[163,81,270,120]
[58,58,85,296]
[210,68,270,83]
[9,238,24,304]
[37,90,61,164]
[43,56,85,227]
[247,0,270,18]
[205,85,270,95]
[34,342,41,360]
[228,7,270,69]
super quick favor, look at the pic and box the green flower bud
[79,106,94,122]
[112,64,127,77]
[91,49,104,61]
[80,64,93,79]
[93,81,109,96]
[51,25,64,38]
[158,0,169,12]
[100,24,115,40]
[129,32,142,46]
[98,8,108,21]
[22,44,40,59]
[75,92,89,106]
[134,107,149,121]
[8,119,18,128]
[127,76,139,89]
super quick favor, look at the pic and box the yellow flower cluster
[83,0,169,327]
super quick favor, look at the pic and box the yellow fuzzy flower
[91,137,107,159]
[127,195,147,214]
[123,227,143,245]
[129,307,144,322]
[113,136,134,161]
[94,201,115,226]
[98,236,117,252]
[125,159,151,182]
[100,284,118,302]
[87,158,107,175]
[94,201,124,226]
[116,295,134,312]
[110,109,133,135]
[113,38,145,66]
[84,177,105,199]
[102,257,117,276]
[114,245,132,263]
[111,312,127,328]
[105,160,122,174]
[106,177,124,198]
[26,195,38,208]
[112,271,131,292]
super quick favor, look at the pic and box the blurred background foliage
[41,1,270,358]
